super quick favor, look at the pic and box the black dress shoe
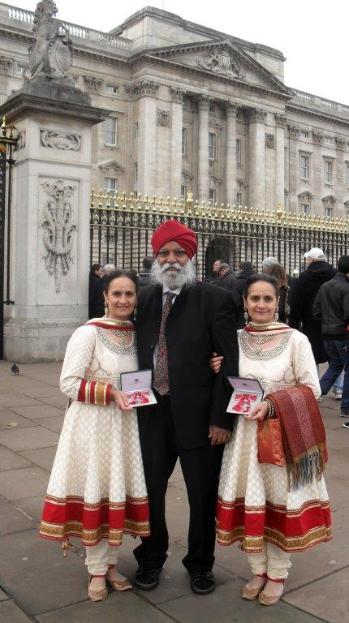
[134,568,162,591]
[190,571,216,595]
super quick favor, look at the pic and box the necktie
[153,292,175,395]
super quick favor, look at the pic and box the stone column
[312,130,323,213]
[132,80,159,196]
[170,87,184,199]
[335,137,346,216]
[288,125,300,212]
[198,95,210,202]
[248,109,267,210]
[275,113,286,209]
[225,103,238,205]
[0,83,106,361]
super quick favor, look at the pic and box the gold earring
[104,303,108,317]
[244,309,249,324]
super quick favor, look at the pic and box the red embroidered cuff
[77,380,113,405]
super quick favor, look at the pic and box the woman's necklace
[246,333,274,356]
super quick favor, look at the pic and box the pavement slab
[160,577,325,623]
[0,409,38,430]
[284,567,349,623]
[0,530,88,616]
[37,591,174,623]
[0,426,59,452]
[9,405,63,420]
[0,466,49,501]
[33,415,64,433]
[0,600,31,622]
[0,393,42,408]
[15,495,45,522]
[0,498,35,536]
[0,588,9,601]
[19,447,57,472]
[0,446,32,471]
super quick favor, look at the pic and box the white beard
[151,260,196,290]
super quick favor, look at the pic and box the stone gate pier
[0,0,107,361]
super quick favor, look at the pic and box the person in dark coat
[231,261,256,328]
[214,263,236,290]
[313,255,349,420]
[134,220,239,595]
[88,264,104,319]
[138,257,154,287]
[289,248,336,363]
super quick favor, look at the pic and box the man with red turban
[133,219,239,595]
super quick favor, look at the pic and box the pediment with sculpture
[143,41,292,98]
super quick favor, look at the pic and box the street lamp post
[0,116,18,359]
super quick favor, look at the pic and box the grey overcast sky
[3,0,348,105]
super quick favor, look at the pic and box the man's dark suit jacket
[136,281,239,449]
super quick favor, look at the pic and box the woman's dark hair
[244,273,279,298]
[263,262,288,289]
[90,263,101,275]
[338,255,349,274]
[103,269,138,293]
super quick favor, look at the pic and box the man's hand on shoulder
[209,425,231,446]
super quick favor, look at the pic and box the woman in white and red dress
[215,273,331,606]
[40,270,150,601]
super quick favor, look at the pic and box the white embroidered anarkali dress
[40,318,150,547]
[216,328,332,553]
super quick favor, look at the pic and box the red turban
[151,220,198,259]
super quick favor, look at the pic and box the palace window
[104,117,118,146]
[133,163,138,190]
[236,192,242,206]
[182,128,188,157]
[14,61,25,76]
[104,177,117,192]
[236,139,241,167]
[322,195,336,217]
[133,122,138,143]
[181,185,188,201]
[299,154,310,180]
[298,191,313,214]
[324,159,334,184]
[105,84,119,95]
[209,187,216,203]
[208,132,217,161]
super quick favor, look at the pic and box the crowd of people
[40,220,343,609]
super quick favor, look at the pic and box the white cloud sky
[2,0,348,104]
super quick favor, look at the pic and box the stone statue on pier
[26,0,73,83]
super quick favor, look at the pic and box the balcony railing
[4,3,131,50]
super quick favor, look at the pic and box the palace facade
[1,3,349,217]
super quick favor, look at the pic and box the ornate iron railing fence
[90,191,349,278]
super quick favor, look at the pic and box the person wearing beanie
[133,219,239,595]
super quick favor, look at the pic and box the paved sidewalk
[0,360,348,623]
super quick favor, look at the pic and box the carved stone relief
[0,56,12,74]
[98,160,124,175]
[312,131,323,144]
[170,87,185,104]
[197,49,244,79]
[125,80,160,100]
[16,131,26,150]
[41,179,77,293]
[83,75,104,91]
[157,109,170,127]
[335,137,346,150]
[40,129,81,151]
[265,133,275,149]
